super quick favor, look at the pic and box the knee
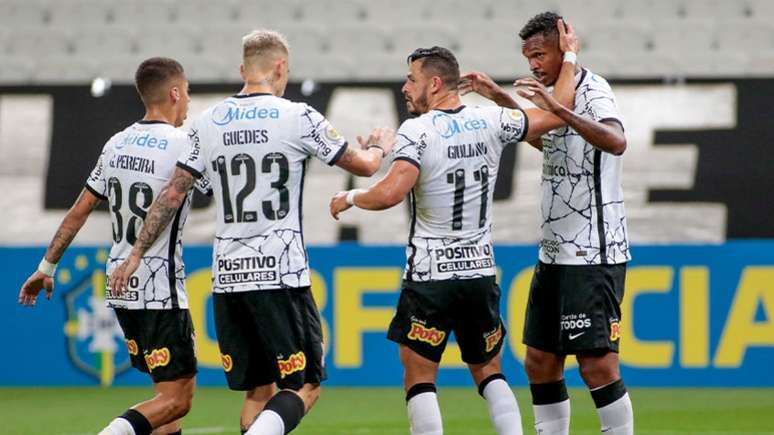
[300,384,321,412]
[168,389,193,419]
[579,360,617,388]
[524,350,563,382]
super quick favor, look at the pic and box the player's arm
[18,188,102,306]
[517,79,626,155]
[109,167,195,293]
[330,160,419,219]
[334,127,397,177]
[459,71,522,110]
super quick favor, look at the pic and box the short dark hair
[407,46,460,89]
[134,57,185,104]
[519,11,563,41]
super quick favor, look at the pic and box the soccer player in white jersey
[329,31,578,435]
[462,12,633,435]
[109,30,395,435]
[18,58,207,435]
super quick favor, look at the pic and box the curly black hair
[519,11,563,41]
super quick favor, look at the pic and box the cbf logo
[432,112,488,139]
[61,250,131,386]
[212,100,280,126]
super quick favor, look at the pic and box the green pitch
[1,387,773,434]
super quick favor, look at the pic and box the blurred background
[1,0,773,400]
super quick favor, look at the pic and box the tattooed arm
[19,189,102,306]
[335,127,396,177]
[109,167,195,294]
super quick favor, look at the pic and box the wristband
[346,189,363,206]
[563,51,577,65]
[38,258,57,277]
[367,144,386,157]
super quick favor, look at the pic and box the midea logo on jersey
[432,113,488,139]
[212,101,280,126]
[116,133,169,150]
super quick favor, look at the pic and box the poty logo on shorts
[484,325,503,353]
[407,322,446,346]
[144,347,171,371]
[610,321,621,341]
[125,339,138,356]
[221,354,233,373]
[277,351,306,379]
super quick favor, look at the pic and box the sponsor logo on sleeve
[407,322,446,347]
[324,125,342,141]
[277,351,306,379]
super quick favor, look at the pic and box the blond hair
[242,29,289,73]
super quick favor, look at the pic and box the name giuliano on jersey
[86,121,211,310]
[177,93,348,293]
[539,68,631,265]
[393,105,527,282]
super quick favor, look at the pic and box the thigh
[453,276,506,365]
[559,263,626,354]
[114,308,149,374]
[214,293,273,391]
[386,280,453,364]
[522,262,562,353]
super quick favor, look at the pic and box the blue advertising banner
[3,242,773,387]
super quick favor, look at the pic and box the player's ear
[170,85,180,103]
[239,63,246,81]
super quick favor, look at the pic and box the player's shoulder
[397,116,427,137]
[581,68,614,93]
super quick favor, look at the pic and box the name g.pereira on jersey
[177,93,348,293]
[539,68,631,265]
[393,105,527,282]
[86,121,211,310]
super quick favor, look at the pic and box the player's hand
[329,191,352,220]
[459,72,505,100]
[558,19,579,54]
[358,127,396,156]
[514,78,563,113]
[18,271,54,307]
[109,254,141,297]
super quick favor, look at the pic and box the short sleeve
[297,104,348,165]
[584,77,624,129]
[392,119,426,169]
[193,174,213,196]
[84,148,108,200]
[498,107,529,146]
[176,117,207,179]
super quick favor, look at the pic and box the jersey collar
[232,92,273,99]
[434,105,466,114]
[136,120,170,125]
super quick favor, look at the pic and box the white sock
[533,399,570,435]
[481,378,523,435]
[245,410,285,435]
[98,418,135,435]
[597,393,633,435]
[407,391,443,435]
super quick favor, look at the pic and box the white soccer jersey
[393,105,527,281]
[539,68,631,265]
[86,121,210,310]
[178,92,348,293]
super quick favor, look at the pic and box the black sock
[529,379,569,405]
[168,431,182,435]
[405,382,437,402]
[119,409,152,435]
[263,390,306,434]
[590,379,627,408]
[477,373,507,397]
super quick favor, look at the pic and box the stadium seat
[682,0,752,19]
[288,53,354,81]
[651,19,718,54]
[611,52,681,78]
[327,24,390,59]
[172,0,237,26]
[354,52,410,81]
[35,55,100,83]
[47,0,111,27]
[71,27,138,58]
[747,51,774,76]
[297,0,368,23]
[584,22,652,53]
[715,19,774,52]
[108,0,175,26]
[0,1,48,28]
[482,0,562,22]
[7,27,74,56]
[390,23,460,57]
[673,51,750,77]
[233,0,301,26]
[134,26,200,60]
[0,55,36,84]
[423,0,491,22]
[557,0,623,23]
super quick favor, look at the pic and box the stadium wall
[3,243,774,387]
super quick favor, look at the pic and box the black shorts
[387,276,506,364]
[523,261,627,355]
[114,308,197,383]
[213,287,326,391]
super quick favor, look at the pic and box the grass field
[2,387,773,434]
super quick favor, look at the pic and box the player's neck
[240,83,275,96]
[142,106,174,125]
[428,91,462,112]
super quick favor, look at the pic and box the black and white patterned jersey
[393,105,528,282]
[86,121,210,310]
[177,93,348,293]
[538,68,631,265]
